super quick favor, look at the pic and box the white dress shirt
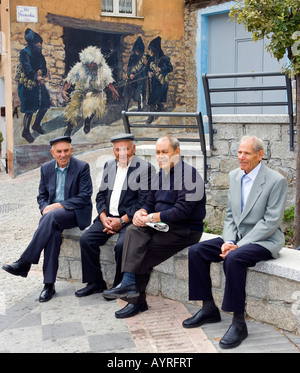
[109,162,130,216]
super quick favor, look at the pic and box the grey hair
[240,135,264,152]
[157,134,180,150]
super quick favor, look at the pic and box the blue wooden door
[207,12,287,114]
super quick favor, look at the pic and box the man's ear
[258,149,264,161]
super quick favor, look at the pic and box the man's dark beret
[110,133,135,143]
[49,136,72,146]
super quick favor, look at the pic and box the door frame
[196,1,236,115]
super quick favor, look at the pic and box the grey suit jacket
[222,163,288,258]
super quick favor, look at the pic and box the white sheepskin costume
[64,46,114,125]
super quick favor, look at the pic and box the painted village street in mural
[13,27,175,174]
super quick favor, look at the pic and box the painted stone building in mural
[0,0,186,176]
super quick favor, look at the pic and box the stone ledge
[59,229,300,334]
[253,248,300,282]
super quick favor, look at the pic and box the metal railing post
[202,71,295,151]
[121,111,208,183]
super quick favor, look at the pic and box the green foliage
[282,206,295,246]
[229,0,300,76]
[283,205,295,222]
[203,221,223,235]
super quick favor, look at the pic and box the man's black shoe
[115,302,148,319]
[39,284,55,302]
[75,282,106,297]
[219,323,248,349]
[2,258,31,278]
[103,283,140,299]
[182,308,221,328]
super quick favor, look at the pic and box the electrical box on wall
[1,107,5,117]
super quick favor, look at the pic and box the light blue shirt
[53,162,69,202]
[241,162,262,211]
[227,162,262,245]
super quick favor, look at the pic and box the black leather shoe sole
[2,264,28,278]
[103,284,140,299]
[115,302,148,319]
[182,309,221,329]
[75,287,105,297]
[219,324,248,349]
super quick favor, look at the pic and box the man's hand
[42,203,64,215]
[108,83,120,101]
[132,210,161,227]
[100,212,115,234]
[61,82,71,101]
[220,242,238,259]
[100,212,129,234]
[36,75,45,85]
[104,217,122,234]
[132,209,148,227]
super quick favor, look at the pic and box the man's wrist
[148,213,154,223]
[120,217,126,227]
[226,240,236,245]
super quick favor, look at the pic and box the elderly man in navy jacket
[104,135,206,318]
[2,136,93,302]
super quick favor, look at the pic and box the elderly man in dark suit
[2,136,93,302]
[75,133,154,297]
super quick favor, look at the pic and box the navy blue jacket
[143,159,206,232]
[37,157,93,230]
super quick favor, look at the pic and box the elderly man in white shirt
[75,133,153,297]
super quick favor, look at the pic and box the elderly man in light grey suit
[183,136,288,349]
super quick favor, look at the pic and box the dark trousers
[188,237,273,313]
[122,223,202,305]
[21,208,78,284]
[79,218,129,288]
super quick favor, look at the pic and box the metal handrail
[202,72,295,151]
[121,110,208,182]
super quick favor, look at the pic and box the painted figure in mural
[61,46,120,136]
[123,37,148,111]
[145,36,173,125]
[15,28,51,143]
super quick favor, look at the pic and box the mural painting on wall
[13,26,174,167]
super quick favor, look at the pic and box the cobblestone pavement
[0,151,299,355]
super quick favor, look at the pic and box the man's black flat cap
[50,136,72,146]
[110,133,134,143]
